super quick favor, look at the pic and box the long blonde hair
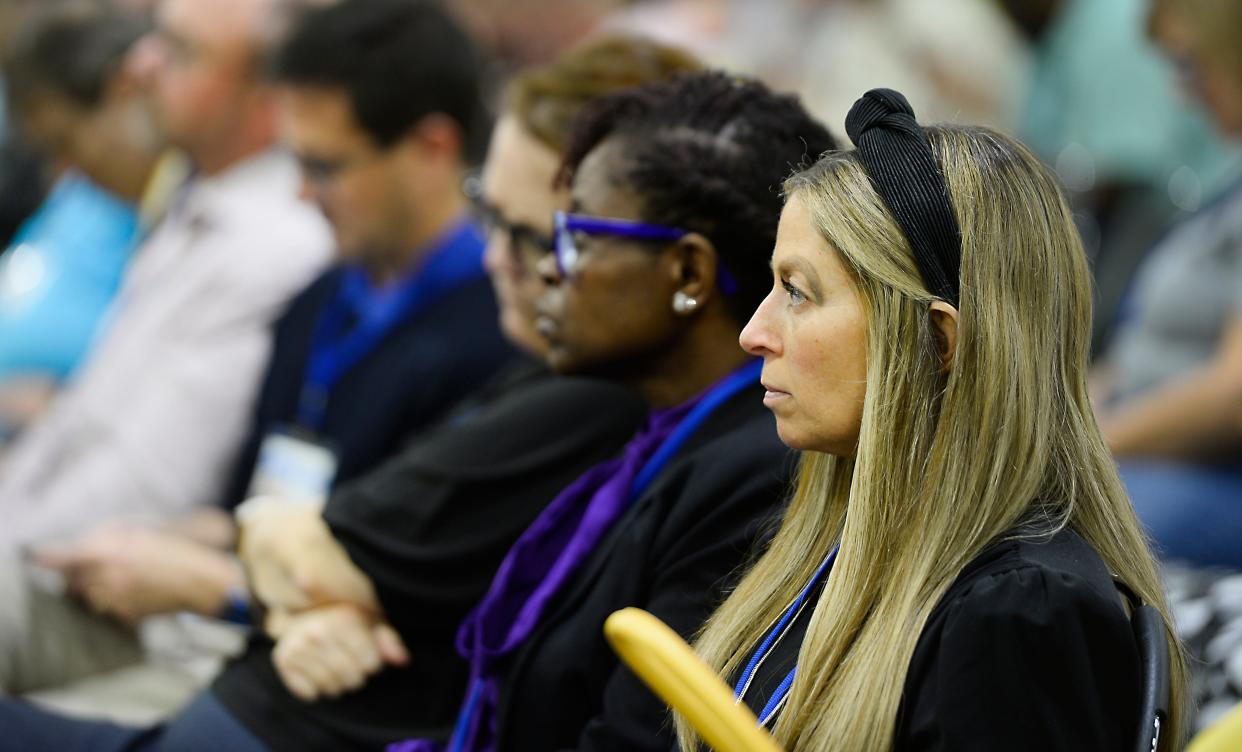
[676,125,1188,751]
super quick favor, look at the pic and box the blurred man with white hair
[0,0,329,706]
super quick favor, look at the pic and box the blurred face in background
[18,72,161,197]
[1150,0,1242,135]
[1188,52,1242,135]
[278,85,415,266]
[476,115,565,356]
[16,91,84,162]
[129,0,263,161]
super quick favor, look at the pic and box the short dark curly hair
[559,71,837,324]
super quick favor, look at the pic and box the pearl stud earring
[672,291,699,314]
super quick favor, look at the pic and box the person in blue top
[2,0,511,714]
[0,4,161,436]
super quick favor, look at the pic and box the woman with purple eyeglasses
[387,71,836,752]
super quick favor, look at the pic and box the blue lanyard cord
[733,545,839,719]
[758,666,798,725]
[448,679,484,752]
[296,220,485,430]
[628,359,763,501]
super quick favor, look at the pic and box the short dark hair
[271,0,488,160]
[4,2,149,113]
[560,71,838,324]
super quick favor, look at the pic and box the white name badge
[246,430,339,508]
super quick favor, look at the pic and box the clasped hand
[238,499,409,701]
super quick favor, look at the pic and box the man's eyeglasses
[296,149,384,187]
[462,172,555,268]
[553,211,739,295]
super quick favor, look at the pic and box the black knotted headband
[844,88,962,307]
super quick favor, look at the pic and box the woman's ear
[929,300,959,372]
[667,233,718,316]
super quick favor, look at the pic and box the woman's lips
[535,314,559,341]
[762,384,790,406]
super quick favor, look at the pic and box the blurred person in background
[0,0,330,719]
[606,0,1030,139]
[0,0,49,248]
[1092,0,1242,570]
[0,0,332,549]
[216,0,512,517]
[1005,0,1240,355]
[0,2,172,440]
[445,0,625,72]
[0,32,697,752]
[0,0,518,724]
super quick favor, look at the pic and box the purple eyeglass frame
[552,211,739,295]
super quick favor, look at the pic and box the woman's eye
[782,278,806,305]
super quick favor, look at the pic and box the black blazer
[493,386,792,751]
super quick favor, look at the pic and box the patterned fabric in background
[1165,562,1242,732]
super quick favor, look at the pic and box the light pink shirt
[0,148,332,547]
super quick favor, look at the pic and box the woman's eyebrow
[776,256,825,298]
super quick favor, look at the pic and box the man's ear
[929,300,959,372]
[400,113,464,164]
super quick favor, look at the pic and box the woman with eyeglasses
[389,70,835,752]
[674,89,1188,751]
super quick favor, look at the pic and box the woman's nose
[739,292,780,357]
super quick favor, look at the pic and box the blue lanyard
[628,359,763,502]
[733,545,839,726]
[296,219,485,430]
[448,678,485,752]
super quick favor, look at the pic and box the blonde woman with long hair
[677,89,1188,751]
